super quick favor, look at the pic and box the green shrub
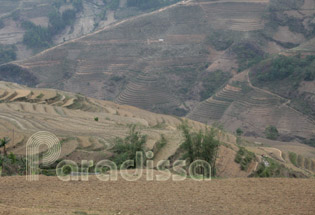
[0,154,27,176]
[111,125,147,167]
[234,147,256,171]
[179,122,221,176]
[8,152,16,164]
[236,128,243,136]
[253,157,303,178]
[288,152,297,166]
[254,157,281,177]
[155,134,167,152]
[265,125,279,140]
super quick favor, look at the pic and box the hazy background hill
[0,0,180,61]
[0,0,314,144]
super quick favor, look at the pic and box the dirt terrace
[0,176,314,215]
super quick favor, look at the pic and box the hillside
[0,81,244,177]
[0,0,180,61]
[0,0,314,146]
[0,81,314,178]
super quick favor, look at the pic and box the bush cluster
[179,122,221,176]
[234,147,256,171]
[265,125,279,140]
[111,125,147,167]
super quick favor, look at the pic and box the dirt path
[0,176,314,215]
[13,0,194,63]
[246,70,315,124]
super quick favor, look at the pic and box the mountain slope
[0,81,248,177]
[2,0,271,113]
[0,0,314,143]
[1,81,314,177]
[0,0,180,61]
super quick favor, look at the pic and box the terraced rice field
[187,84,242,123]
[115,74,179,111]
[0,82,243,176]
[187,71,315,140]
[0,81,185,162]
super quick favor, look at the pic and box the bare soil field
[0,176,314,215]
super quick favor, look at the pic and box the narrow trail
[271,147,285,162]
[246,69,315,124]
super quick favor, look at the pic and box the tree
[236,128,244,136]
[265,125,279,140]
[179,122,221,177]
[0,137,10,156]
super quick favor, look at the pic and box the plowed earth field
[0,176,314,215]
